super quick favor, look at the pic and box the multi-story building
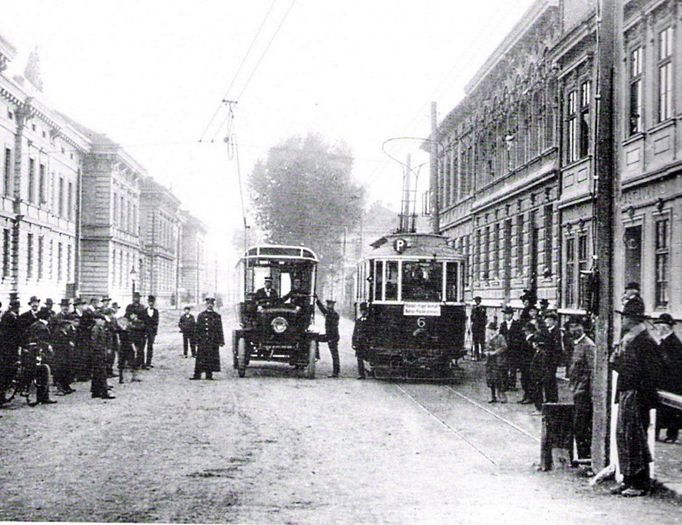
[178,210,209,304]
[140,176,181,306]
[77,130,145,305]
[0,37,90,304]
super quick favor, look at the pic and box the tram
[232,244,321,378]
[355,232,466,379]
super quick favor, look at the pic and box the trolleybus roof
[240,244,319,263]
[365,233,462,260]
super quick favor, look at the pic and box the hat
[625,282,640,291]
[616,298,646,320]
[45,298,54,306]
[111,302,119,309]
[543,311,558,321]
[147,295,156,302]
[29,296,40,304]
[101,295,111,302]
[184,305,191,310]
[473,296,482,302]
[502,306,514,314]
[205,296,216,303]
[73,298,84,306]
[264,276,273,281]
[90,297,100,304]
[487,321,498,330]
[132,291,141,298]
[325,299,336,305]
[539,299,549,307]
[102,307,114,316]
[59,299,71,307]
[653,313,676,326]
[358,302,368,310]
[9,300,20,309]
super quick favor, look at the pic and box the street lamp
[130,266,137,296]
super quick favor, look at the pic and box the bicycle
[2,346,47,407]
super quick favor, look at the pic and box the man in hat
[41,298,56,321]
[106,302,121,377]
[0,300,21,404]
[611,298,665,496]
[25,308,57,404]
[72,298,94,381]
[178,306,196,358]
[499,306,523,390]
[541,311,562,403]
[316,296,340,378]
[142,295,159,369]
[622,282,645,313]
[125,292,147,369]
[352,302,370,379]
[191,297,224,380]
[470,296,487,361]
[90,308,115,399]
[101,296,112,310]
[18,296,41,347]
[653,313,682,443]
[568,315,595,461]
[51,299,76,394]
[254,276,278,305]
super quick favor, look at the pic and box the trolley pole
[430,102,440,233]
[591,0,616,471]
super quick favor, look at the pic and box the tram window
[402,261,443,302]
[446,262,459,301]
[280,273,292,296]
[368,261,374,300]
[375,260,384,301]
[386,261,398,300]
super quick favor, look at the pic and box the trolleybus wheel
[237,338,247,378]
[304,339,316,379]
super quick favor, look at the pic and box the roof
[366,233,463,260]
[241,244,319,263]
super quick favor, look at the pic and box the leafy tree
[248,134,364,274]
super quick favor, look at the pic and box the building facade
[140,176,182,306]
[178,210,209,304]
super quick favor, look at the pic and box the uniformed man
[352,302,370,379]
[282,278,308,309]
[125,292,147,369]
[316,296,340,378]
[90,308,115,399]
[254,276,279,304]
[470,296,487,361]
[26,308,57,404]
[72,298,93,381]
[178,306,196,358]
[51,299,76,395]
[191,297,224,380]
[0,300,21,405]
[143,295,159,369]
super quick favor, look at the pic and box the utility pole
[430,102,439,233]
[591,0,616,471]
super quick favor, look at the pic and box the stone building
[178,210,209,304]
[0,36,89,304]
[140,176,182,306]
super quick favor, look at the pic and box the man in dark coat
[621,282,645,314]
[26,308,57,404]
[254,276,279,305]
[18,296,41,347]
[611,299,665,497]
[142,295,159,369]
[653,313,682,443]
[352,302,370,379]
[178,306,196,358]
[316,296,340,378]
[90,309,115,399]
[499,306,523,390]
[72,298,95,381]
[125,292,147,369]
[568,315,595,460]
[191,297,224,380]
[541,311,562,403]
[0,300,21,404]
[50,299,76,394]
[470,296,487,361]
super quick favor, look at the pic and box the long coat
[658,332,682,394]
[485,333,508,389]
[352,315,370,359]
[195,310,224,372]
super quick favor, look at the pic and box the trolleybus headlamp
[271,316,288,333]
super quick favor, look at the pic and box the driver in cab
[281,278,308,308]
[254,276,279,305]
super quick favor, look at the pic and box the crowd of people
[0,291,160,405]
[470,283,682,497]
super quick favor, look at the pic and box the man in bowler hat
[470,296,487,361]
[143,295,159,368]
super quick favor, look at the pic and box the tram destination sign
[403,303,441,316]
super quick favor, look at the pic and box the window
[112,249,117,287]
[385,261,398,300]
[482,226,490,280]
[48,239,53,280]
[58,177,64,217]
[374,260,383,301]
[446,262,459,302]
[475,229,481,279]
[657,27,673,123]
[492,222,500,279]
[113,193,118,225]
[37,236,44,280]
[67,245,72,281]
[516,213,524,276]
[2,228,9,278]
[544,205,553,273]
[655,218,669,307]
[578,234,589,309]
[464,234,471,287]
[579,81,591,158]
[402,261,442,302]
[119,249,124,287]
[39,163,46,204]
[566,90,578,163]
[57,242,63,281]
[624,225,642,293]
[3,147,11,196]
[629,47,643,135]
[565,237,576,307]
[120,195,125,230]
[27,233,33,279]
[68,182,73,220]
[28,158,36,203]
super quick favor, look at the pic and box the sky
[2,0,534,260]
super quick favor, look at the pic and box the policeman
[191,297,224,380]
[51,299,76,394]
[352,302,370,379]
[254,276,279,304]
[316,296,340,378]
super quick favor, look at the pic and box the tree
[248,134,364,273]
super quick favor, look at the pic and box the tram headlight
[271,316,288,334]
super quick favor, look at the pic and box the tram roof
[240,244,319,263]
[365,233,462,259]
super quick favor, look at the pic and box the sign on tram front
[403,303,441,316]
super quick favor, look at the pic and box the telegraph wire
[198,0,279,143]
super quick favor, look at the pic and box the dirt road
[1,311,680,524]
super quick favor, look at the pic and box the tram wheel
[304,339,316,379]
[237,338,247,378]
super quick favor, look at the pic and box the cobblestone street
[1,311,680,524]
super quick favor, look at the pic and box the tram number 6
[416,317,426,328]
